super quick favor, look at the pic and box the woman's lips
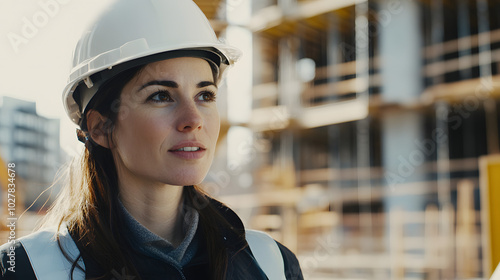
[168,148,206,159]
[168,141,206,159]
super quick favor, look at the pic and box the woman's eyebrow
[139,80,178,91]
[198,81,217,88]
[138,80,217,90]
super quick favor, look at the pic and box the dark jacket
[0,199,303,280]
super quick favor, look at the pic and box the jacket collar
[206,196,248,251]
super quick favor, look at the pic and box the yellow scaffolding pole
[0,156,9,192]
[480,154,500,277]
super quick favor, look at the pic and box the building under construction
[193,0,500,279]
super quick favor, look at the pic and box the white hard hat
[62,0,241,125]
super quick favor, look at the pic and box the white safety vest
[19,227,286,280]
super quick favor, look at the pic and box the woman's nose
[176,102,203,132]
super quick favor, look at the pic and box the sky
[0,0,115,156]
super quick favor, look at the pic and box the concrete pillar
[379,0,422,103]
[379,0,427,211]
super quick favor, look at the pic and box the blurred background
[1,0,500,279]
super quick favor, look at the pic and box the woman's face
[111,57,220,188]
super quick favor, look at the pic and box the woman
[0,0,303,279]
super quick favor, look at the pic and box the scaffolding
[209,0,500,279]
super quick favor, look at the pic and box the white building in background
[0,96,66,210]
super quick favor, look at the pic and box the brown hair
[41,63,239,279]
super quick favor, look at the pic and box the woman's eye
[198,91,217,102]
[148,91,172,103]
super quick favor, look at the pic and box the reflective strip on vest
[246,229,286,280]
[20,227,85,280]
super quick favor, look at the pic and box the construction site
[1,0,500,279]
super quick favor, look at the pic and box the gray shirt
[118,200,200,267]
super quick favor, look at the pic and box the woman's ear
[86,110,112,148]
